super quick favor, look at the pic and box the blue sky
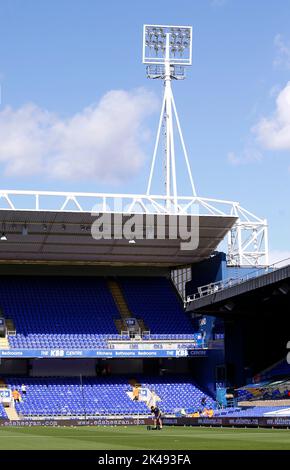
[0,0,290,259]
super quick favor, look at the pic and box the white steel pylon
[143,25,196,210]
[142,24,269,266]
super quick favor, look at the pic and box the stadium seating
[237,384,268,401]
[0,275,201,349]
[237,378,290,401]
[0,404,7,418]
[5,376,149,417]
[0,276,119,349]
[120,277,194,335]
[6,375,289,419]
[5,375,213,417]
[137,375,215,414]
[214,406,290,417]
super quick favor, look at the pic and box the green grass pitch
[0,426,290,450]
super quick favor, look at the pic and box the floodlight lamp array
[146,64,186,80]
[168,27,191,57]
[145,27,166,56]
[143,25,192,66]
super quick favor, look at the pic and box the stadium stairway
[108,279,149,334]
[0,316,15,349]
[127,378,161,408]
[5,406,20,421]
[0,378,19,420]
[0,337,9,349]
[108,280,132,320]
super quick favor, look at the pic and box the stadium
[0,17,290,453]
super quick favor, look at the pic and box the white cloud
[273,34,290,70]
[0,88,158,183]
[268,250,290,267]
[227,147,262,166]
[269,84,282,98]
[253,81,290,151]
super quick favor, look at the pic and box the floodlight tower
[143,25,196,212]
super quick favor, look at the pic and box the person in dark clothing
[201,396,207,408]
[150,405,163,430]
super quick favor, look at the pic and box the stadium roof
[186,264,290,315]
[0,209,236,267]
[0,190,268,267]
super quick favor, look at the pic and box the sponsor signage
[1,416,290,428]
[125,318,136,326]
[0,348,207,358]
[111,342,200,351]
[188,349,207,357]
[0,389,11,404]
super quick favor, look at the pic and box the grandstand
[0,275,201,351]
[0,270,216,421]
[1,23,289,437]
[1,375,215,418]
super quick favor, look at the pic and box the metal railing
[185,257,290,305]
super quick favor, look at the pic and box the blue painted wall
[186,251,261,297]
[185,252,262,387]
[190,349,225,396]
